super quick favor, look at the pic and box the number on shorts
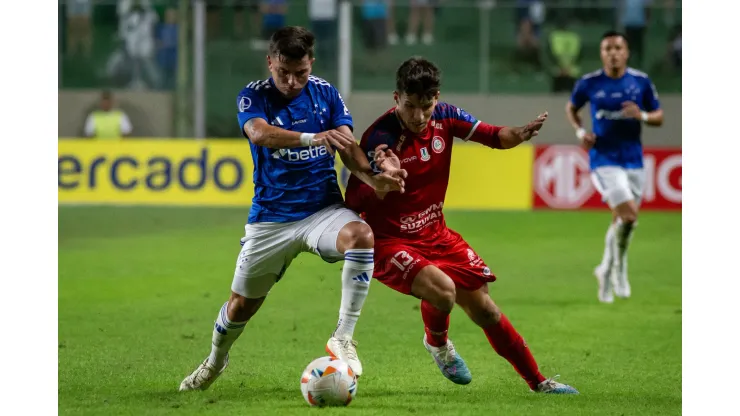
[390,250,414,271]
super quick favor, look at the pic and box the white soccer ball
[300,356,358,407]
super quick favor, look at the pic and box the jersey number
[391,251,414,271]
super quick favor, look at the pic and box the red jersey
[345,102,504,242]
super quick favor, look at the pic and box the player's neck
[604,66,627,79]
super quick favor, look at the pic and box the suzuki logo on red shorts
[534,145,594,209]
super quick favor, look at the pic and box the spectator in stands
[234,1,261,40]
[361,0,390,73]
[386,0,399,46]
[669,24,681,70]
[546,16,582,93]
[618,0,651,69]
[207,1,260,41]
[405,0,436,45]
[652,23,681,76]
[66,0,93,59]
[118,0,161,89]
[309,0,338,80]
[206,0,223,40]
[515,0,545,39]
[252,0,288,50]
[512,18,544,75]
[84,91,133,140]
[156,7,178,90]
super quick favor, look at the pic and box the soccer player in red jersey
[344,57,579,394]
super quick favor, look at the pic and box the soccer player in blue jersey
[565,31,664,303]
[179,26,407,391]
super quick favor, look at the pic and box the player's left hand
[621,101,642,120]
[373,144,402,172]
[519,112,549,141]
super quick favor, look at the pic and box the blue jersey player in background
[565,30,664,304]
[180,26,407,391]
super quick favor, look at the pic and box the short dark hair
[268,26,315,61]
[602,30,629,45]
[395,57,441,101]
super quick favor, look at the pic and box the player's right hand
[313,130,356,152]
[578,131,597,150]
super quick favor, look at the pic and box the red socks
[421,300,450,347]
[483,313,546,390]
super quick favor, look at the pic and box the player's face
[394,92,439,133]
[268,54,314,98]
[600,36,629,72]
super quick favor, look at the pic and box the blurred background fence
[58,0,681,140]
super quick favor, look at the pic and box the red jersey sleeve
[441,103,504,149]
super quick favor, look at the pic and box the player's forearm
[339,145,377,189]
[244,119,304,148]
[497,127,530,149]
[644,109,664,127]
[565,102,584,131]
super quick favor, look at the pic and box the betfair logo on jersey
[272,145,329,161]
[595,109,630,120]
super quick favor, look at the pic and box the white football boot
[179,355,229,391]
[612,258,632,299]
[326,336,363,378]
[593,265,614,304]
[534,375,579,394]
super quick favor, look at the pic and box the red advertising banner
[533,145,681,210]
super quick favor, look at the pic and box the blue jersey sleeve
[570,77,590,110]
[328,87,354,131]
[236,87,268,139]
[642,77,661,111]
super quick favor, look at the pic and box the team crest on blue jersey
[420,147,431,161]
[239,96,251,111]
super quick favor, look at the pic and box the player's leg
[591,166,638,302]
[455,285,579,394]
[306,206,375,376]
[180,223,299,391]
[421,3,435,45]
[411,265,473,385]
[612,168,647,298]
[406,1,421,44]
[369,240,471,385]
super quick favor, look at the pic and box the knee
[430,280,457,312]
[340,222,375,250]
[615,205,638,225]
[619,212,638,225]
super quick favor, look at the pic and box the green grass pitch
[59,206,681,415]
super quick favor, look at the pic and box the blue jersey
[570,68,661,170]
[236,76,354,223]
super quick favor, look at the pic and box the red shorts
[373,228,496,296]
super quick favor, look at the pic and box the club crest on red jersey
[432,136,445,153]
[420,147,431,161]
